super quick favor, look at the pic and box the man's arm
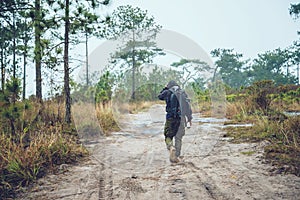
[158,87,169,100]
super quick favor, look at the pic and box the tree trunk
[1,44,4,92]
[132,55,136,100]
[64,0,71,124]
[85,30,89,86]
[131,29,136,100]
[297,64,299,85]
[23,40,27,100]
[34,0,42,101]
[12,10,16,79]
[212,65,219,82]
[10,118,15,136]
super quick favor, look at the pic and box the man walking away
[158,80,192,163]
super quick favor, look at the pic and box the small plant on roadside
[246,80,275,113]
[96,102,120,136]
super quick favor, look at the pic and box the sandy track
[17,104,300,200]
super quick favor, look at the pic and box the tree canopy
[105,5,162,99]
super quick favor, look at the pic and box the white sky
[91,0,299,60]
[27,0,300,97]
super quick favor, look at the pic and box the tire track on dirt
[92,141,114,200]
[169,161,230,200]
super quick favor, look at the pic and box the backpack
[169,87,192,120]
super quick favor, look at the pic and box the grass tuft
[96,102,120,136]
[0,99,88,199]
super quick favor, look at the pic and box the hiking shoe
[169,146,179,163]
[172,157,180,163]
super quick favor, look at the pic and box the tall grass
[226,102,250,121]
[72,102,104,139]
[95,101,160,135]
[96,102,120,136]
[116,100,161,114]
[196,101,212,117]
[253,116,300,176]
[0,99,88,199]
[224,99,300,176]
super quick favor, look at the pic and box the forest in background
[0,1,300,199]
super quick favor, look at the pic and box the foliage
[223,81,300,176]
[111,65,184,103]
[245,80,275,112]
[0,130,87,199]
[0,0,34,96]
[211,48,250,88]
[225,115,300,176]
[95,71,115,104]
[250,48,297,85]
[0,78,24,136]
[289,40,300,76]
[0,98,88,199]
[105,5,162,99]
[134,83,164,101]
[210,46,299,88]
[72,71,114,105]
[0,78,87,199]
[1,0,110,102]
[105,5,161,40]
[289,3,300,20]
[270,84,300,111]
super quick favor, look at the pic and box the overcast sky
[91,0,299,60]
[28,0,300,97]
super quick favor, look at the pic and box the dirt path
[17,104,300,200]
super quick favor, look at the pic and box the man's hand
[187,121,192,128]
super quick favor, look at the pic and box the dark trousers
[164,117,181,149]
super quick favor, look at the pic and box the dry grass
[72,102,103,139]
[226,102,245,119]
[118,101,161,114]
[96,102,120,136]
[0,99,88,199]
[195,101,211,116]
[225,115,300,176]
[73,100,159,137]
[95,101,160,135]
[271,101,300,112]
[223,90,300,176]
[257,116,300,176]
